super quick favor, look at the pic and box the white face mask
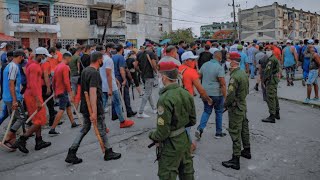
[266,51,273,58]
[41,58,47,64]
[226,61,231,69]
[53,55,58,59]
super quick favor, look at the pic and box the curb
[278,96,320,109]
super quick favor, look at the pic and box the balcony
[87,0,125,9]
[89,19,126,39]
[5,14,60,35]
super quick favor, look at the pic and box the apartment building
[0,0,172,49]
[239,2,320,42]
[200,22,236,38]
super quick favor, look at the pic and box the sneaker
[139,94,144,98]
[312,97,320,101]
[137,113,150,118]
[215,132,227,139]
[195,129,203,140]
[291,81,294,86]
[120,120,134,128]
[127,111,137,118]
[302,79,306,86]
[71,123,80,128]
[304,98,311,104]
[58,121,64,126]
[152,109,157,114]
[49,129,61,136]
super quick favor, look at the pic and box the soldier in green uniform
[262,46,280,123]
[222,52,251,170]
[149,61,196,180]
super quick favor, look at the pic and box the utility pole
[229,0,240,40]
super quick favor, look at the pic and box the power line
[172,7,230,19]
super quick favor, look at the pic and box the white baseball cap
[181,51,198,61]
[308,39,314,44]
[0,42,7,49]
[286,40,292,44]
[35,47,52,57]
[209,48,221,55]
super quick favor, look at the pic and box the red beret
[229,52,241,62]
[159,61,179,72]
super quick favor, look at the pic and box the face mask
[53,55,58,59]
[226,61,231,69]
[266,51,273,58]
[41,58,47,64]
[111,50,117,55]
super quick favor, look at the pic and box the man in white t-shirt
[99,43,134,128]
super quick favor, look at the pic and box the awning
[0,33,19,42]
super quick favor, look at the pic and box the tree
[161,28,194,44]
[203,31,211,39]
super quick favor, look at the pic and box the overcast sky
[172,0,320,36]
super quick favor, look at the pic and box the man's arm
[193,79,213,105]
[292,47,299,65]
[89,87,97,122]
[43,64,51,95]
[218,77,227,99]
[77,58,80,74]
[313,53,320,65]
[63,67,73,102]
[149,100,172,142]
[106,68,113,96]
[120,67,127,85]
[9,80,17,106]
[224,78,238,108]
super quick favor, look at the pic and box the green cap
[237,45,243,50]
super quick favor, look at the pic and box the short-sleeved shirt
[2,62,23,102]
[239,51,249,71]
[112,54,126,81]
[100,54,118,92]
[25,60,42,98]
[247,47,258,63]
[200,59,225,96]
[56,50,63,63]
[138,50,156,79]
[179,64,199,95]
[80,66,104,115]
[69,55,80,77]
[53,63,72,96]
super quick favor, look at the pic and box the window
[258,32,263,37]
[54,5,87,18]
[126,11,139,24]
[57,39,75,48]
[38,38,50,48]
[159,23,163,32]
[158,7,162,16]
[258,12,262,16]
[258,21,263,26]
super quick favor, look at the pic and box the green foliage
[161,28,194,44]
[203,31,211,39]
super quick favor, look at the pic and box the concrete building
[239,2,320,42]
[0,0,172,49]
[200,22,235,38]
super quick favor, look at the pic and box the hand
[207,98,213,106]
[69,95,75,104]
[108,90,113,97]
[36,100,42,111]
[122,80,127,86]
[12,101,18,110]
[90,113,97,123]
[46,87,51,96]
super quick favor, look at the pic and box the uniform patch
[230,78,235,84]
[228,85,234,92]
[157,106,164,115]
[157,117,165,126]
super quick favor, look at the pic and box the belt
[169,127,186,138]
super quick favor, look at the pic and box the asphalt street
[0,81,320,180]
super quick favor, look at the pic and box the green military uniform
[149,83,196,180]
[224,67,250,157]
[263,55,280,122]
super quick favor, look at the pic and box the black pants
[42,85,55,126]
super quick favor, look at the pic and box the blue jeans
[111,90,125,122]
[249,63,255,78]
[102,92,108,109]
[198,96,224,134]
[0,103,8,125]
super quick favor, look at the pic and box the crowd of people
[0,36,320,179]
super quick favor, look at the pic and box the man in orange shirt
[47,47,59,75]
[55,42,63,63]
[271,42,283,78]
[49,52,79,135]
[13,47,52,153]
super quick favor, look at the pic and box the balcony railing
[89,19,125,28]
[10,14,58,25]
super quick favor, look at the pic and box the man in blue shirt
[196,48,227,139]
[177,41,185,62]
[0,43,13,99]
[247,43,258,79]
[112,44,136,118]
[237,45,249,73]
[301,39,318,86]
[2,50,27,150]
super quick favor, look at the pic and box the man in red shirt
[41,47,56,126]
[13,47,52,153]
[49,52,79,135]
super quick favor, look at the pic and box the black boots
[12,136,29,154]
[275,111,280,120]
[65,147,83,164]
[35,136,51,151]
[104,148,121,161]
[241,148,252,159]
[262,114,276,123]
[222,155,240,170]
